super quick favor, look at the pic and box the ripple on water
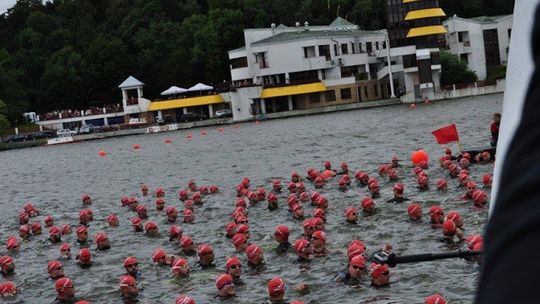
[0,94,502,302]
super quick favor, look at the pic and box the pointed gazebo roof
[330,17,354,27]
[118,76,144,89]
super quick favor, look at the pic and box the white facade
[227,18,390,117]
[444,15,513,80]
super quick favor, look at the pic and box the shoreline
[0,92,503,151]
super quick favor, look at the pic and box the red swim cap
[95,232,108,243]
[237,224,249,234]
[6,236,19,250]
[465,234,483,250]
[324,161,331,169]
[407,203,422,216]
[275,225,289,237]
[124,256,138,267]
[393,183,404,194]
[246,244,262,259]
[0,255,13,266]
[136,205,147,212]
[60,243,71,252]
[345,207,358,217]
[169,225,182,238]
[310,192,321,202]
[197,244,213,255]
[180,236,193,248]
[152,249,166,263]
[210,185,219,193]
[31,222,41,233]
[225,256,241,270]
[55,277,73,292]
[232,233,247,247]
[482,174,492,186]
[294,239,310,254]
[47,260,63,273]
[313,208,326,219]
[119,275,136,288]
[0,281,16,296]
[165,206,177,216]
[131,217,142,226]
[369,263,389,278]
[429,206,444,215]
[216,273,234,290]
[442,220,456,234]
[107,214,118,224]
[175,295,195,304]
[267,277,285,296]
[425,294,446,304]
[446,211,462,223]
[19,225,30,234]
[292,204,302,213]
[144,221,157,232]
[78,248,91,262]
[436,179,448,189]
[347,244,365,261]
[350,255,366,268]
[312,230,326,243]
[171,258,189,273]
[361,197,374,209]
[472,190,487,203]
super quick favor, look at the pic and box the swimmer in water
[335,255,366,284]
[216,274,236,299]
[274,225,291,254]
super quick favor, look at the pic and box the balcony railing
[263,78,320,89]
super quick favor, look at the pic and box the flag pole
[457,140,464,153]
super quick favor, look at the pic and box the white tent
[188,83,213,91]
[160,86,187,96]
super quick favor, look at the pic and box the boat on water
[47,134,74,145]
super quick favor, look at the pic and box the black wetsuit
[477,7,540,303]
[276,242,291,254]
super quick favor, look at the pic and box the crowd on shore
[0,148,493,303]
[39,105,123,121]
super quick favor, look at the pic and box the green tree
[440,51,478,85]
[0,99,10,131]
[0,49,27,123]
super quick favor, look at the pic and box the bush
[487,65,507,81]
[440,51,478,85]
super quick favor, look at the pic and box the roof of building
[229,46,246,53]
[118,76,144,88]
[444,14,512,25]
[329,17,354,27]
[251,28,385,46]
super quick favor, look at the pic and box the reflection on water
[0,94,501,303]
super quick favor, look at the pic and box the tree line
[0,0,514,126]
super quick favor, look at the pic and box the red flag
[431,124,460,144]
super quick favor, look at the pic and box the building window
[341,88,352,100]
[375,41,379,50]
[460,53,469,63]
[341,43,348,54]
[230,57,248,70]
[351,42,356,54]
[364,86,369,98]
[334,44,339,56]
[303,46,316,58]
[319,45,331,61]
[359,43,363,53]
[255,52,268,68]
[309,93,321,103]
[325,90,336,102]
[403,54,417,68]
[366,42,372,53]
[508,28,512,39]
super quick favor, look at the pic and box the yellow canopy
[148,95,224,111]
[405,8,446,21]
[260,82,327,99]
[407,25,448,38]
[403,0,421,3]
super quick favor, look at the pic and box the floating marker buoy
[164,138,172,144]
[255,120,260,125]
[411,149,429,165]
[201,130,207,136]
[233,124,240,129]
[185,133,192,141]
[132,144,141,149]
[98,150,107,157]
[410,103,417,109]
[217,127,224,133]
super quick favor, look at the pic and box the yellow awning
[148,95,224,111]
[407,25,448,38]
[260,82,327,99]
[405,8,446,21]
[403,0,421,3]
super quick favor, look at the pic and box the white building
[444,15,513,80]
[227,18,399,120]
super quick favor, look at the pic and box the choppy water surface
[0,94,502,303]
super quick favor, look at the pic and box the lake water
[0,94,502,303]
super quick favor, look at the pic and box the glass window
[309,93,321,103]
[341,88,352,100]
[341,43,348,54]
[325,90,336,102]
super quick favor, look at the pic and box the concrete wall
[228,86,261,121]
[401,79,506,102]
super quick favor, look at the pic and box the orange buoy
[411,149,429,165]
[233,124,240,129]
[132,144,141,149]
[322,170,336,180]
[164,138,172,144]
[217,127,225,133]
[410,103,416,109]
[185,133,192,141]
[201,130,207,136]
[255,120,260,125]
[98,150,107,157]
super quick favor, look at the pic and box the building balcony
[231,67,251,82]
